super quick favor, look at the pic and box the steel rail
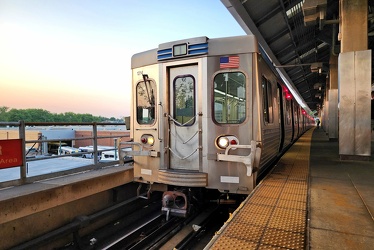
[10,191,156,250]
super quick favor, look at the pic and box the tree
[0,106,10,121]
[0,107,120,123]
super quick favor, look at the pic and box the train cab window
[213,72,246,124]
[136,79,156,125]
[262,76,274,124]
[174,75,195,126]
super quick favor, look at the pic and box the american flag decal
[220,55,239,69]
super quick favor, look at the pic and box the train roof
[131,35,259,69]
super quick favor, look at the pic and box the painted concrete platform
[309,128,374,249]
[205,128,374,249]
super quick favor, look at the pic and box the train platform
[205,128,374,249]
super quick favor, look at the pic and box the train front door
[168,65,199,171]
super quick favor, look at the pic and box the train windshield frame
[136,79,156,125]
[213,72,246,124]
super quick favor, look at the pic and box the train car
[123,35,313,217]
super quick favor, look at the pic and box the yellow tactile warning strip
[205,129,313,250]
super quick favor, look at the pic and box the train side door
[168,65,199,171]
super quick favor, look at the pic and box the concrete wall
[0,167,134,249]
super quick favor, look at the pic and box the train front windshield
[213,72,246,124]
[136,79,156,125]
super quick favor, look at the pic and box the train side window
[262,76,274,124]
[136,79,156,125]
[173,75,195,126]
[213,72,246,124]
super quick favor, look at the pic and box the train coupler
[161,191,188,220]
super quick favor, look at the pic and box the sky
[0,0,245,118]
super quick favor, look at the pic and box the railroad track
[47,190,243,250]
[97,202,235,250]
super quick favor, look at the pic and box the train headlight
[147,136,154,145]
[216,135,239,150]
[140,134,154,146]
[217,137,229,149]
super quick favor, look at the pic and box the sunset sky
[0,1,245,118]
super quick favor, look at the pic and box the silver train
[123,35,313,217]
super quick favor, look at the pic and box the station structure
[222,0,373,160]
[0,1,373,249]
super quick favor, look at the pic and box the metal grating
[210,236,258,249]
[260,228,305,249]
[207,129,313,250]
[277,199,306,210]
[224,223,265,242]
[249,196,279,207]
[268,208,306,232]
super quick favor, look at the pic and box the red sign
[0,139,23,169]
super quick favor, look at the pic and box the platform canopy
[222,0,374,114]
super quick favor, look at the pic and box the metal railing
[0,121,132,188]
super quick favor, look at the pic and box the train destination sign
[0,139,23,169]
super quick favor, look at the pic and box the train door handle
[158,102,163,141]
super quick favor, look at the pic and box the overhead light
[310,62,323,73]
[313,83,323,90]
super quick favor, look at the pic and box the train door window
[276,86,281,124]
[294,104,299,125]
[173,75,195,126]
[262,76,274,124]
[213,72,246,124]
[285,99,292,125]
[136,79,156,125]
